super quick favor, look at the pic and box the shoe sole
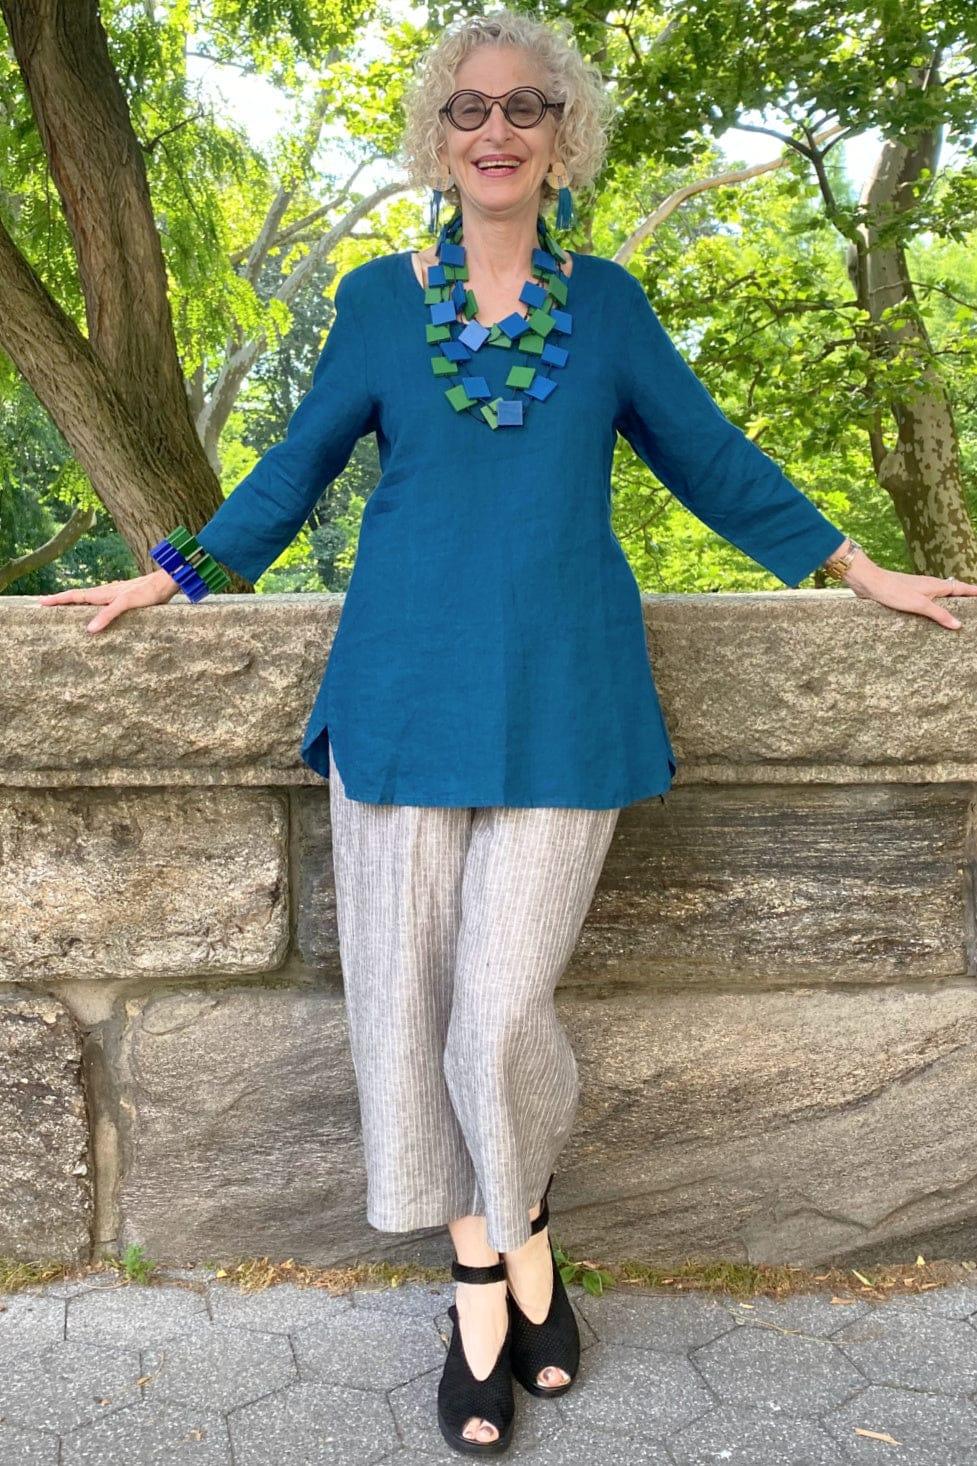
[437,1407,515,1455]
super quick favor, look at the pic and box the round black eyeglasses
[439,87,565,131]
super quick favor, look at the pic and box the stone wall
[2,591,975,1270]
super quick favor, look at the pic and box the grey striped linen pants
[327,743,621,1253]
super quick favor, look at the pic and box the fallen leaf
[854,1428,901,1445]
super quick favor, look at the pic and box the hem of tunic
[302,720,677,809]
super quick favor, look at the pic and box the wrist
[822,536,865,583]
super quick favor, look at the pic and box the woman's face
[435,45,559,222]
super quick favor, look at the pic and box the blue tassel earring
[545,161,575,231]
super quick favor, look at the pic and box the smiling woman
[118,43,856,1455]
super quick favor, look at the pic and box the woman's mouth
[473,159,523,176]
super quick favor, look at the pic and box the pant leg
[443,801,621,1253]
[328,743,481,1231]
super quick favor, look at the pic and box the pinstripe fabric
[328,742,620,1252]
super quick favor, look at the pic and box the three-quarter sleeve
[615,271,846,587]
[195,270,376,586]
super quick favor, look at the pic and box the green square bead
[464,289,477,317]
[528,307,556,336]
[519,333,544,354]
[547,275,568,306]
[431,356,458,375]
[446,384,472,411]
[424,287,443,305]
[480,396,501,429]
[426,323,452,342]
[506,365,535,389]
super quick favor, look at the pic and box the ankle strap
[529,1171,556,1236]
[451,1258,506,1284]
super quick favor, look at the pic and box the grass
[2,1240,975,1306]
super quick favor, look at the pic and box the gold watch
[822,538,862,582]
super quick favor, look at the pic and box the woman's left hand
[842,551,977,631]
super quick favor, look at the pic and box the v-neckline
[403,247,575,333]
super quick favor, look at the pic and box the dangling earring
[545,160,575,231]
[429,170,452,235]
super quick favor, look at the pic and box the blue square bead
[430,300,457,326]
[440,241,465,265]
[497,399,524,425]
[550,308,572,335]
[458,320,489,351]
[428,264,446,285]
[541,342,568,368]
[440,340,472,361]
[532,247,557,272]
[499,312,529,338]
[463,376,491,399]
[519,281,547,308]
[525,374,557,401]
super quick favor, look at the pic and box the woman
[40,8,974,1456]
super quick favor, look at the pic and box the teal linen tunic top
[196,249,846,808]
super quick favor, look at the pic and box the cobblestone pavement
[3,1267,977,1463]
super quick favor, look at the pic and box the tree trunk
[0,0,248,586]
[849,57,977,578]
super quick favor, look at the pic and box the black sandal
[437,1257,515,1456]
[504,1172,580,1397]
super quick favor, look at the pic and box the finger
[946,582,977,595]
[86,596,134,634]
[38,588,117,605]
[913,598,962,629]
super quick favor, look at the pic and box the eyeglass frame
[438,86,565,130]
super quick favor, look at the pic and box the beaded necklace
[423,209,572,429]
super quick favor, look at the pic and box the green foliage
[2,0,976,596]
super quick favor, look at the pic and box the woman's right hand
[38,568,182,634]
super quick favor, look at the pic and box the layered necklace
[423,209,573,429]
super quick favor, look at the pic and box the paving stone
[352,1281,453,1317]
[0,1340,143,1431]
[690,1325,864,1414]
[228,1378,398,1464]
[67,1282,207,1345]
[574,1288,735,1350]
[889,1283,977,1320]
[823,1382,977,1463]
[293,1309,446,1388]
[0,1423,59,1463]
[0,1293,66,1353]
[141,1316,296,1410]
[721,1294,871,1337]
[61,1401,232,1464]
[555,1342,714,1436]
[487,1423,675,1462]
[833,1302,977,1392]
[669,1405,847,1464]
[209,1279,352,1333]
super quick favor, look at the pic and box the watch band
[822,538,862,582]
